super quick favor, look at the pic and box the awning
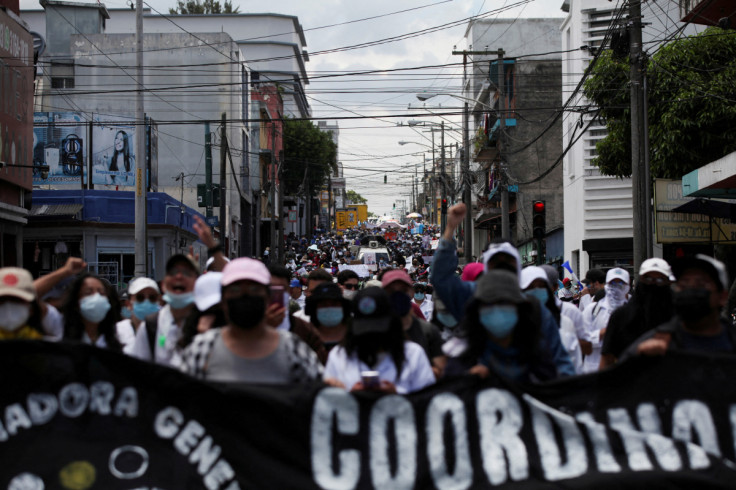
[672,198,736,220]
[30,204,83,217]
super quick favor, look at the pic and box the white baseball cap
[128,277,160,296]
[639,258,674,281]
[605,267,630,284]
[194,272,223,312]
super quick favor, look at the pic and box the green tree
[583,27,736,179]
[282,117,338,199]
[346,189,367,204]
[169,0,239,14]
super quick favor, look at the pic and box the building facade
[560,0,703,277]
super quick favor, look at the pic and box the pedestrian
[412,282,434,321]
[579,268,606,311]
[431,203,574,377]
[323,287,435,394]
[289,278,306,310]
[62,273,128,352]
[444,269,559,383]
[627,255,734,357]
[600,258,674,368]
[117,277,161,337]
[0,267,46,340]
[336,269,360,300]
[267,265,327,364]
[521,266,583,373]
[131,254,199,366]
[305,282,351,354]
[179,257,323,383]
[177,272,227,351]
[580,267,630,373]
[382,269,445,377]
[557,278,575,302]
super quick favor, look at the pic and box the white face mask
[0,302,31,332]
[343,289,357,300]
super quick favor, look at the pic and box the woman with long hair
[323,287,435,394]
[62,273,124,352]
[109,130,134,184]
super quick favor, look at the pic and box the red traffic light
[533,201,545,213]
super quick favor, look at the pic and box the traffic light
[532,200,546,239]
[441,198,448,213]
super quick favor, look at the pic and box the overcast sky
[22,0,568,216]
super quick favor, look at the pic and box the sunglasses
[344,283,359,290]
[135,293,159,303]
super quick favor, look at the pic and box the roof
[30,203,83,217]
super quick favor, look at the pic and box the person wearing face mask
[323,287,435,394]
[445,269,558,383]
[131,254,199,365]
[267,265,327,364]
[305,283,351,354]
[62,274,126,352]
[521,266,583,374]
[116,278,161,347]
[0,268,46,340]
[179,258,323,383]
[580,267,630,373]
[337,269,360,300]
[626,255,735,358]
[412,282,434,321]
[600,259,675,368]
[382,269,445,378]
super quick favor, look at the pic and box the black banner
[2,341,736,489]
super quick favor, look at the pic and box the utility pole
[270,120,277,261]
[441,121,447,231]
[204,122,213,219]
[630,0,646,276]
[497,49,510,240]
[133,0,146,277]
[463,96,473,258]
[220,113,227,257]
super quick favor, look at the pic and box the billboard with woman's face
[92,117,136,187]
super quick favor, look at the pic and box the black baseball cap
[351,287,392,335]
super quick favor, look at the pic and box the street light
[398,141,431,148]
[415,92,474,257]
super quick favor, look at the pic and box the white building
[560,0,703,277]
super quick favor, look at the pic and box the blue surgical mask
[133,300,161,320]
[79,293,111,323]
[163,291,194,309]
[436,311,457,328]
[316,307,344,328]
[120,306,132,319]
[479,305,518,338]
[414,292,425,301]
[525,288,549,305]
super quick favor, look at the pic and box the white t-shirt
[115,318,138,354]
[581,297,624,373]
[42,304,64,340]
[131,305,183,367]
[560,315,584,374]
[323,341,435,394]
[415,298,434,321]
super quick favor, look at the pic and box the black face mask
[673,288,712,323]
[389,291,412,316]
[226,295,266,329]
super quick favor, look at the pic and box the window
[51,77,74,89]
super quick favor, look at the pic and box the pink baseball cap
[221,258,271,287]
[461,263,484,282]
[381,269,412,288]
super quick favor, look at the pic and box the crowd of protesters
[2,204,735,395]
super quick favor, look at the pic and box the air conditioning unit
[369,241,378,248]
[530,250,538,257]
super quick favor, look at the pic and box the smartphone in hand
[270,285,285,307]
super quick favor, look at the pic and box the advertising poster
[32,112,87,186]
[92,116,136,187]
